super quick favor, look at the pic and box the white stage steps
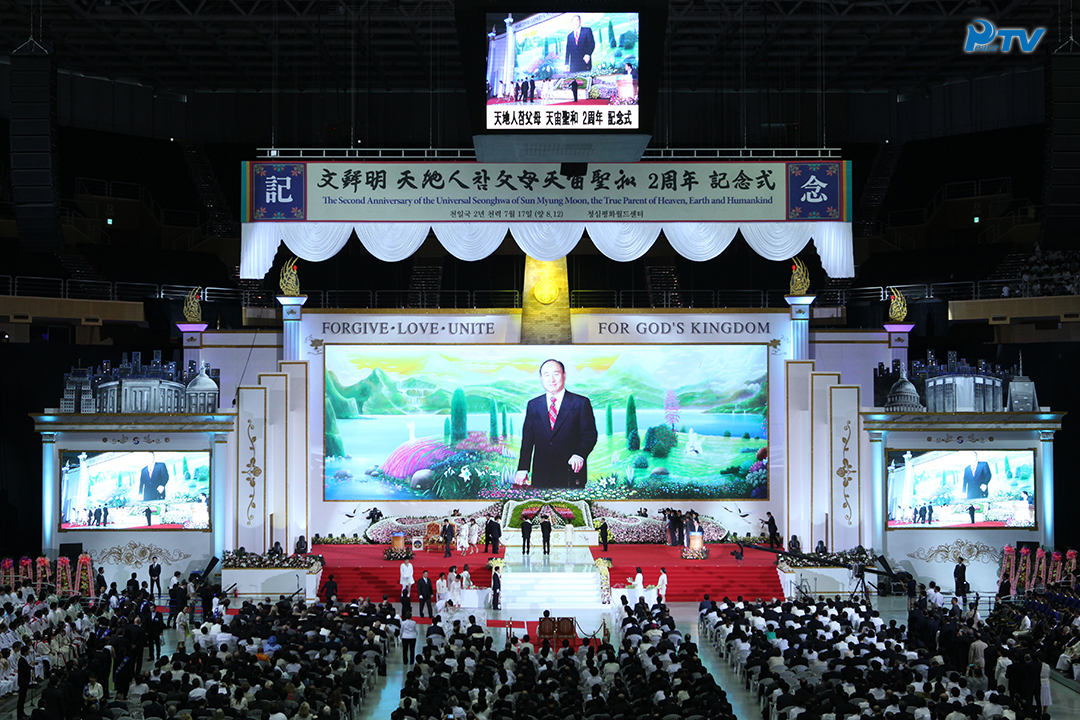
[497,547,606,611]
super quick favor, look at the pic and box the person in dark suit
[142,693,167,720]
[417,570,434,617]
[521,517,533,554]
[139,452,169,501]
[148,557,162,597]
[954,559,967,600]
[570,78,580,103]
[320,574,338,604]
[95,567,107,596]
[599,519,609,551]
[17,645,32,719]
[489,518,502,553]
[515,359,598,489]
[962,451,992,499]
[491,566,501,610]
[441,519,455,558]
[564,15,595,73]
[766,511,780,548]
[540,515,553,555]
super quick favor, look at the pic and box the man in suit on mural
[564,15,595,74]
[139,452,169,501]
[962,451,992,499]
[515,359,598,489]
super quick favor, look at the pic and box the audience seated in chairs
[0,575,388,720]
[697,588,1068,720]
[394,600,732,720]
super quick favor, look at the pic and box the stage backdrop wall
[34,422,232,592]
[866,417,1060,596]
[292,309,793,544]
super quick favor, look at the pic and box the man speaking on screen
[139,452,170,501]
[515,359,598,489]
[564,15,595,74]
[962,451,991,499]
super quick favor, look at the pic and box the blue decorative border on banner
[787,163,842,220]
[251,163,306,220]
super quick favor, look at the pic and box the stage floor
[315,542,784,604]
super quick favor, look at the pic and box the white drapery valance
[241,221,854,278]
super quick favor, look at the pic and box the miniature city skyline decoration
[876,350,1039,413]
[60,350,220,414]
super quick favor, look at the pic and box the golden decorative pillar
[521,256,571,345]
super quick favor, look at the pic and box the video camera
[365,507,384,523]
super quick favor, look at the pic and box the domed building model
[884,367,925,412]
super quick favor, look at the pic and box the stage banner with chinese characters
[243,161,851,224]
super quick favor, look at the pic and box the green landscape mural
[324,345,768,501]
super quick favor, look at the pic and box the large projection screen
[484,11,642,130]
[886,448,1036,529]
[324,345,769,501]
[60,450,212,530]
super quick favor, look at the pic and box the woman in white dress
[400,559,415,597]
[564,521,575,553]
[469,519,481,554]
[448,566,462,606]
[460,564,472,589]
[1040,658,1053,709]
[456,521,469,555]
[656,568,668,603]
[435,572,449,612]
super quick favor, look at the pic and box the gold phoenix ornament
[182,287,203,323]
[887,286,908,322]
[280,256,301,296]
[789,257,811,296]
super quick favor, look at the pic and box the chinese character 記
[265,176,293,203]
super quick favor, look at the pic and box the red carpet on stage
[313,543,782,606]
[591,544,784,603]
[313,545,505,602]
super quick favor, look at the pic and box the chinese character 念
[800,175,828,203]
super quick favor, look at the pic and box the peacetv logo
[964,18,1046,53]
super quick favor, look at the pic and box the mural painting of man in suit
[515,359,598,489]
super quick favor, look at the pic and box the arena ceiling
[0,0,1062,94]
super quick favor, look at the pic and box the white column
[868,430,885,554]
[1040,429,1055,548]
[884,322,915,366]
[177,322,209,372]
[277,296,308,362]
[785,295,816,361]
[213,432,230,558]
[41,433,57,554]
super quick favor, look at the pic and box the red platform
[312,544,505,602]
[590,543,784,603]
[313,543,783,605]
